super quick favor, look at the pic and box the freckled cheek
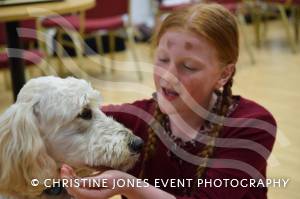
[182,82,200,97]
[180,78,207,98]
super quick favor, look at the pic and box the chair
[248,0,300,52]
[41,0,143,81]
[0,22,48,90]
[20,20,38,49]
[212,0,255,64]
[293,0,300,43]
[262,0,300,52]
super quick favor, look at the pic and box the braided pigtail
[192,77,234,193]
[138,104,165,179]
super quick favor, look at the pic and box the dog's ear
[0,103,57,197]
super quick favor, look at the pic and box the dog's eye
[78,108,92,120]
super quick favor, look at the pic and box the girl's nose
[161,63,178,85]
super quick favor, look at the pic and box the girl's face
[154,29,232,115]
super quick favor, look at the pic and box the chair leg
[27,67,36,80]
[237,13,255,65]
[45,53,57,75]
[67,31,90,79]
[126,27,143,81]
[108,31,116,73]
[3,71,11,90]
[36,18,56,76]
[278,4,297,53]
[95,35,106,74]
[56,29,66,75]
[25,67,31,80]
[293,6,299,43]
[69,32,85,70]
[251,6,262,48]
[262,14,269,42]
[38,56,57,76]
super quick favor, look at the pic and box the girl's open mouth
[162,87,179,101]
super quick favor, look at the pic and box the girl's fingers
[60,164,111,191]
[61,164,77,177]
[61,164,81,190]
[59,165,118,199]
[61,167,71,178]
[78,174,112,188]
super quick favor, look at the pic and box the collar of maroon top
[151,91,239,145]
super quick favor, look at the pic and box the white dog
[0,76,143,199]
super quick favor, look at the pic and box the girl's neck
[168,93,217,141]
[169,114,202,141]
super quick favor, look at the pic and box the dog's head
[0,76,143,198]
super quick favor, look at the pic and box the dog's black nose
[128,137,144,153]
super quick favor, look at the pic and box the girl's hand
[61,164,175,199]
[60,164,132,199]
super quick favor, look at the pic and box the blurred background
[0,0,299,198]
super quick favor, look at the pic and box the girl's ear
[215,64,235,90]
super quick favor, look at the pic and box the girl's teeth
[164,88,178,96]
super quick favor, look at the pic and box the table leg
[5,21,26,101]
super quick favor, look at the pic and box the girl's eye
[158,58,169,63]
[182,63,196,71]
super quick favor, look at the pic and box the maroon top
[102,96,276,199]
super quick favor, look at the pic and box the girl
[61,3,276,199]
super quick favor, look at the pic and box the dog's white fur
[0,76,139,199]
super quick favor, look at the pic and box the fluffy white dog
[0,76,143,199]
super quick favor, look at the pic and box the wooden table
[0,0,95,101]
